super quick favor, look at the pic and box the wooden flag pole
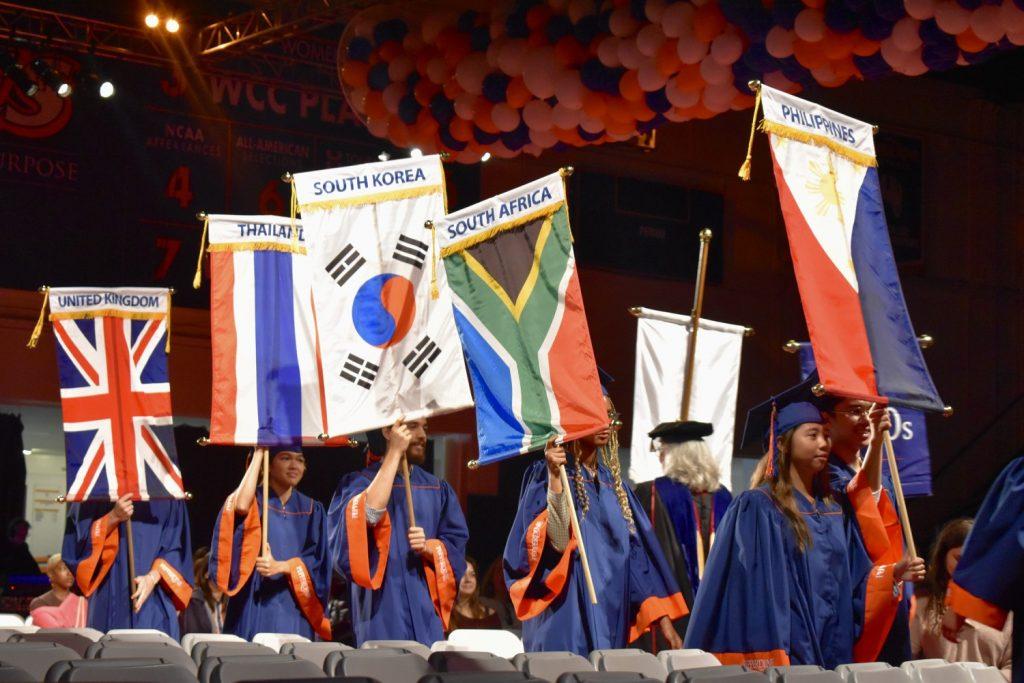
[680,229,713,421]
[401,453,417,528]
[126,517,136,611]
[259,447,270,556]
[883,432,918,559]
[558,463,598,604]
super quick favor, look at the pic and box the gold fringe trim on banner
[298,184,443,213]
[429,221,439,300]
[193,214,209,289]
[440,201,565,258]
[49,310,167,321]
[738,86,762,181]
[289,181,300,249]
[26,287,49,349]
[206,242,308,255]
[165,290,172,354]
[760,119,877,168]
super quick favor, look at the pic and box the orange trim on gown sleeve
[628,593,690,643]
[214,493,262,597]
[507,510,578,621]
[847,470,903,564]
[713,650,790,671]
[345,492,391,590]
[75,516,119,597]
[151,558,193,611]
[285,557,332,640]
[853,562,900,662]
[422,539,458,630]
[947,580,1008,630]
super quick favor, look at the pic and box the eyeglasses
[834,406,872,419]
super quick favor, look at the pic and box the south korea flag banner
[293,155,473,437]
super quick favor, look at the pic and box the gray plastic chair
[849,669,912,683]
[191,642,276,665]
[10,634,93,658]
[201,654,324,683]
[917,666,975,683]
[325,648,411,676]
[593,651,666,681]
[675,666,752,681]
[513,652,594,682]
[555,673,652,683]
[45,657,196,683]
[835,664,893,683]
[84,641,197,674]
[360,640,431,659]
[767,666,825,682]
[668,673,767,683]
[968,668,1009,683]
[779,673,842,683]
[279,642,351,670]
[0,664,33,683]
[428,651,518,673]
[334,651,431,683]
[0,642,80,681]
[418,673,537,683]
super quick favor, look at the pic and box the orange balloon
[474,103,500,134]
[378,40,402,62]
[363,91,387,120]
[552,126,577,143]
[507,77,533,108]
[417,109,439,136]
[414,79,440,106]
[656,39,682,76]
[693,4,727,43]
[606,117,636,136]
[792,38,829,69]
[822,29,857,60]
[450,117,473,142]
[619,70,643,102]
[341,61,369,88]
[582,90,607,119]
[555,36,587,66]
[527,31,548,48]
[832,56,858,81]
[443,79,463,99]
[629,98,656,121]
[675,63,704,91]
[956,28,987,52]
[390,120,411,148]
[803,0,826,9]
[608,98,636,123]
[526,5,552,31]
[851,31,879,56]
[732,93,755,109]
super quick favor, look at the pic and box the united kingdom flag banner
[292,155,472,437]
[48,287,184,502]
[758,84,944,411]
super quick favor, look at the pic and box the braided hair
[567,396,635,535]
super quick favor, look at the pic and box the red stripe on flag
[310,290,330,438]
[771,151,883,403]
[547,267,607,439]
[69,441,106,502]
[104,318,140,498]
[53,321,100,386]
[210,252,238,442]
[131,320,159,365]
[141,424,184,491]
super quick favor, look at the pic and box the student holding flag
[685,396,924,670]
[209,447,332,641]
[503,392,688,655]
[328,420,469,646]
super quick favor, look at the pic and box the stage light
[31,59,72,98]
[378,151,391,161]
[409,148,423,158]
[165,18,180,33]
[0,52,38,97]
[480,152,492,162]
[145,13,159,28]
[98,80,115,98]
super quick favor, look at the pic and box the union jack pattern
[53,314,184,501]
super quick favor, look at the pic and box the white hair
[661,440,722,493]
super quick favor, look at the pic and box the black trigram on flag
[340,353,378,389]
[326,245,365,287]
[403,336,442,378]
[392,234,429,269]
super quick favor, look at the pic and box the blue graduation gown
[948,456,1024,683]
[504,460,688,656]
[651,479,733,595]
[62,499,192,637]
[828,456,912,665]
[328,459,468,647]
[684,486,900,670]
[209,487,332,641]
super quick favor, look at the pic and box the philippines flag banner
[206,214,331,446]
[761,84,944,411]
[437,172,607,465]
[48,287,184,502]
[293,156,472,437]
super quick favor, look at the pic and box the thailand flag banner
[293,156,472,437]
[48,287,184,502]
[761,84,944,411]
[436,172,607,465]
[795,342,932,497]
[206,214,331,446]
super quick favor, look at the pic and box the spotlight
[31,59,71,98]
[165,18,180,33]
[378,151,391,162]
[98,80,115,98]
[144,13,159,28]
[480,152,492,162]
[0,52,38,97]
[409,148,423,158]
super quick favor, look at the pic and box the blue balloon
[374,18,408,45]
[553,141,570,152]
[482,72,511,103]
[825,3,860,32]
[873,0,906,22]
[547,14,573,43]
[581,59,623,95]
[502,122,531,151]
[577,125,603,142]
[956,0,985,9]
[638,114,667,134]
[473,125,500,145]
[471,26,491,51]
[853,52,892,79]
[963,44,997,62]
[1015,0,1024,11]
[780,56,814,84]
[398,95,421,126]
[631,0,648,21]
[645,89,672,113]
[922,40,959,70]
[574,14,601,44]
[742,43,776,73]
[918,19,947,44]
[845,0,868,11]
[772,0,804,29]
[430,93,455,126]
[368,62,391,91]
[458,11,478,33]
[406,71,421,88]
[439,125,468,152]
[506,12,530,38]
[347,37,373,62]
[860,14,894,40]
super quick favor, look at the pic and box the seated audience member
[29,554,87,628]
[912,518,1013,680]
[0,518,41,577]
[180,548,228,635]
[448,557,501,632]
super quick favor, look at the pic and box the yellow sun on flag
[805,160,842,217]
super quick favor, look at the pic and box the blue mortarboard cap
[269,445,303,457]
[598,366,614,397]
[741,370,821,448]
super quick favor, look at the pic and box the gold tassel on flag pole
[165,289,173,354]
[193,211,209,289]
[426,220,439,300]
[283,172,299,249]
[26,286,49,349]
[738,80,762,182]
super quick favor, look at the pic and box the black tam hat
[648,420,714,444]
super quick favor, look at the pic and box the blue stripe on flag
[253,250,303,446]
[851,167,944,412]
[452,307,525,464]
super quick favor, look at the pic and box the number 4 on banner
[166,166,194,208]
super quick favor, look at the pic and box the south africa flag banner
[437,172,607,465]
